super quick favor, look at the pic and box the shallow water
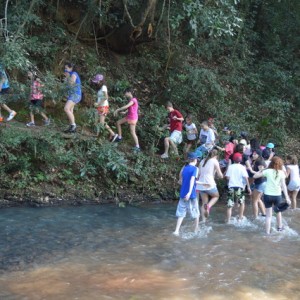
[0,203,299,300]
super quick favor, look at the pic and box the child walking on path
[160,102,184,159]
[92,74,114,138]
[63,62,82,133]
[183,114,198,159]
[26,71,50,127]
[225,152,251,223]
[112,88,140,152]
[174,152,200,235]
[0,67,17,122]
[286,155,300,209]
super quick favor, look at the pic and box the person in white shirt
[225,152,251,223]
[196,149,223,222]
[286,155,300,209]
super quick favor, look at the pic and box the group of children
[0,64,141,151]
[173,126,300,235]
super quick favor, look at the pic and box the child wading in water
[26,71,50,127]
[286,155,300,209]
[225,152,251,223]
[112,88,140,152]
[92,74,114,138]
[174,152,200,235]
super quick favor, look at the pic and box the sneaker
[64,125,76,133]
[44,118,50,126]
[161,153,169,159]
[132,146,141,152]
[112,134,122,143]
[7,111,17,121]
[277,227,284,232]
[26,122,35,127]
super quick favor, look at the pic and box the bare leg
[238,203,245,220]
[40,112,49,121]
[64,101,76,125]
[226,207,233,223]
[251,189,260,218]
[1,104,13,114]
[174,217,184,235]
[208,193,219,208]
[116,117,127,137]
[169,139,178,155]
[129,124,139,147]
[200,193,209,222]
[290,190,299,209]
[194,216,199,233]
[258,198,266,215]
[276,211,282,229]
[265,207,272,234]
[30,112,35,123]
[163,137,170,156]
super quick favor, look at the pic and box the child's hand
[94,102,100,108]
[113,109,119,117]
[184,193,191,201]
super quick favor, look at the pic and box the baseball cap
[92,74,104,83]
[266,142,275,149]
[187,152,198,160]
[232,152,243,163]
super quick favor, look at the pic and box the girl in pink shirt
[26,71,50,127]
[112,88,140,151]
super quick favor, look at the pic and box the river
[0,203,299,299]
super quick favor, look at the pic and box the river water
[0,203,299,300]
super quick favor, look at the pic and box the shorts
[186,138,197,146]
[170,130,182,145]
[263,194,282,209]
[254,181,266,193]
[30,100,43,112]
[199,187,219,196]
[288,180,300,191]
[219,159,229,168]
[176,198,200,219]
[0,88,9,95]
[30,100,43,107]
[227,187,245,208]
[67,94,81,104]
[127,118,138,125]
[97,105,109,116]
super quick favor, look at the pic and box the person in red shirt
[160,102,184,159]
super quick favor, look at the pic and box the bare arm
[114,100,134,116]
[281,177,291,204]
[244,177,252,195]
[215,160,223,178]
[184,176,196,201]
[178,166,184,185]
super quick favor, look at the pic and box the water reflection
[0,204,299,299]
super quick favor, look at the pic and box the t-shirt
[127,98,138,121]
[184,123,197,140]
[31,80,43,100]
[0,70,9,89]
[253,159,266,185]
[226,163,248,188]
[262,169,286,196]
[67,71,81,96]
[97,85,108,106]
[287,164,300,183]
[169,110,183,132]
[180,164,198,199]
[224,142,235,161]
[199,128,215,145]
[196,158,219,190]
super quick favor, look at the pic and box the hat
[92,74,104,83]
[232,152,243,163]
[274,202,289,213]
[195,149,203,159]
[187,152,198,160]
[266,142,275,149]
[239,139,247,146]
[223,126,231,131]
[252,149,262,156]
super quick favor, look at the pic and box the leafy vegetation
[0,0,299,203]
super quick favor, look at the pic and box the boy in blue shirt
[173,152,200,235]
